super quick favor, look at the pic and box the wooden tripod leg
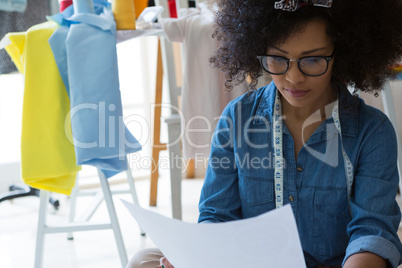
[150,39,167,206]
[185,158,195,178]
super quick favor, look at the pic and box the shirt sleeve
[198,101,243,223]
[343,116,402,268]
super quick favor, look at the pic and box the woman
[129,0,402,267]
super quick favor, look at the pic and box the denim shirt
[198,82,402,267]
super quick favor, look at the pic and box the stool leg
[98,170,128,267]
[67,175,79,240]
[34,190,48,268]
[165,117,182,220]
[125,166,145,236]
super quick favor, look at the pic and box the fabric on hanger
[112,0,136,30]
[160,2,245,159]
[59,0,72,12]
[168,0,177,18]
[48,0,142,178]
[134,0,148,18]
[391,63,402,80]
[4,21,81,195]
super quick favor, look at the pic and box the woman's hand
[156,256,174,268]
[343,252,387,268]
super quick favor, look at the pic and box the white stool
[34,167,142,268]
[67,165,145,240]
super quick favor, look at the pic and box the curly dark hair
[210,0,402,93]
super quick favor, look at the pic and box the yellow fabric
[112,0,136,30]
[5,21,81,195]
[134,0,148,18]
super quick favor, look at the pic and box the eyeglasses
[257,50,335,77]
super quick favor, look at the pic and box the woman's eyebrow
[270,46,329,55]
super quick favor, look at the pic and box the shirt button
[296,166,303,172]
[289,195,294,202]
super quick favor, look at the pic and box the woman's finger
[160,257,174,268]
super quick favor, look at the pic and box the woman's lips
[285,88,309,98]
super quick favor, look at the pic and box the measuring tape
[273,90,354,208]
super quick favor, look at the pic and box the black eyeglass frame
[257,50,336,77]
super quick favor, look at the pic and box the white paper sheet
[122,200,306,268]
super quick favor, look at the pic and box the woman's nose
[285,61,306,85]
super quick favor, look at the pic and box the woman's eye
[303,57,322,64]
[270,56,285,63]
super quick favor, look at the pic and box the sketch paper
[122,200,306,268]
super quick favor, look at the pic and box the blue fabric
[48,0,141,178]
[48,27,70,96]
[73,0,94,14]
[0,0,26,12]
[198,81,402,267]
[47,0,108,98]
[393,72,402,80]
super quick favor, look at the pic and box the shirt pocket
[238,175,274,206]
[312,188,351,257]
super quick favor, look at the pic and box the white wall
[360,80,402,138]
[0,72,23,192]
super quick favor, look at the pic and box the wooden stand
[149,40,167,206]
